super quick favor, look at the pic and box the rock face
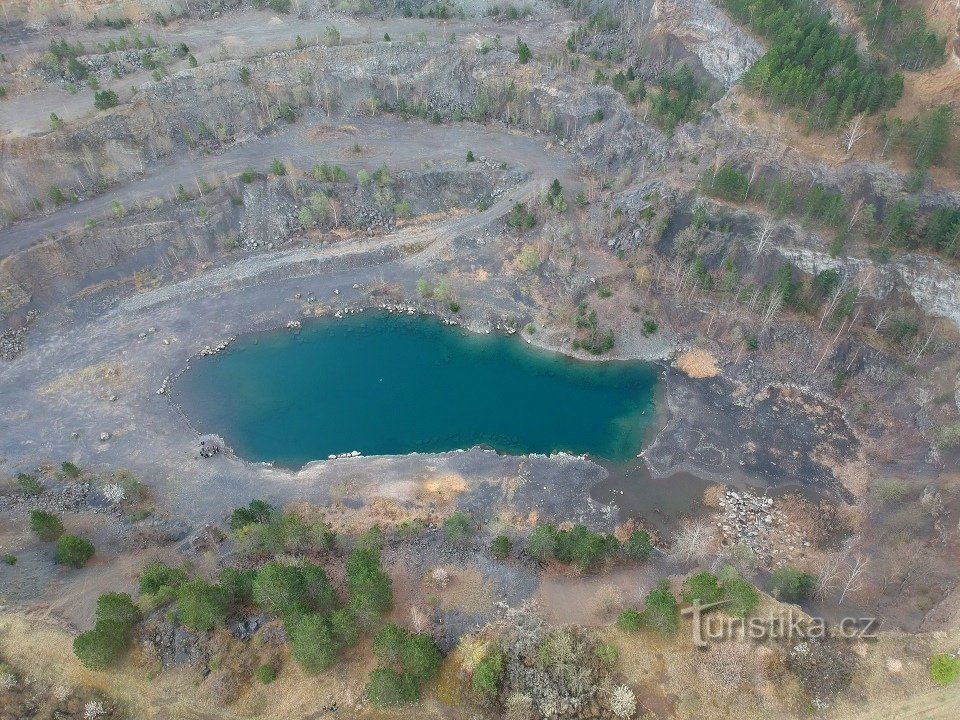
[649,0,764,86]
[779,246,960,328]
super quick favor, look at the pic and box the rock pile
[1,481,91,514]
[199,337,234,356]
[0,312,37,361]
[0,326,27,361]
[717,489,810,566]
[149,617,208,669]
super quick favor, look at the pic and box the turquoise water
[173,313,659,467]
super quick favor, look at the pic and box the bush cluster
[365,624,442,707]
[73,593,139,670]
[527,524,651,571]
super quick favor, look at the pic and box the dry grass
[38,361,129,396]
[431,566,497,616]
[2,605,959,720]
[676,350,719,378]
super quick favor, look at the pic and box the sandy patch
[676,350,719,378]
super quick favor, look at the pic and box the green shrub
[30,510,63,542]
[74,628,125,669]
[769,566,815,602]
[229,499,277,530]
[346,547,394,626]
[515,37,531,64]
[56,534,94,567]
[328,608,360,647]
[623,529,652,561]
[365,667,418,706]
[466,150,475,162]
[616,609,643,632]
[526,524,558,562]
[219,567,256,604]
[442,511,474,546]
[176,579,228,631]
[253,560,335,616]
[97,591,140,632]
[73,592,138,669]
[491,535,512,560]
[93,89,119,110]
[507,201,536,229]
[367,624,441,704]
[287,613,338,672]
[17,473,43,497]
[139,561,187,595]
[929,654,960,685]
[681,571,723,605]
[269,158,286,176]
[256,664,277,684]
[61,461,82,478]
[719,568,760,617]
[596,642,620,664]
[234,512,335,558]
[2,553,16,566]
[640,579,679,635]
[472,650,504,696]
[373,624,442,679]
[552,524,620,571]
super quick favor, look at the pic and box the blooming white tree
[102,483,126,504]
[429,566,451,589]
[0,670,17,692]
[610,684,637,719]
[83,700,106,720]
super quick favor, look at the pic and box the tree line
[723,0,904,129]
[701,161,960,260]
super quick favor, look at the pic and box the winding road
[0,116,576,260]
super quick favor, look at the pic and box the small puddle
[590,463,715,537]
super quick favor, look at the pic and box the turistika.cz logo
[682,599,880,648]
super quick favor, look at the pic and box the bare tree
[409,605,429,633]
[815,550,848,600]
[669,519,715,564]
[841,113,869,152]
[760,290,784,330]
[753,217,775,256]
[838,554,869,603]
[911,323,938,361]
[870,308,891,331]
[819,281,846,329]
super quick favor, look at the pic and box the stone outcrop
[649,0,764,86]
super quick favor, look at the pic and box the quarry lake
[173,313,660,467]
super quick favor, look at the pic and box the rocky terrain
[1,0,960,718]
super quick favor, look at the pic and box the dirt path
[0,115,575,258]
[0,10,571,135]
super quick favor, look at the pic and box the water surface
[174,313,659,467]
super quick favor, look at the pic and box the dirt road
[0,115,575,259]
[0,10,571,135]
